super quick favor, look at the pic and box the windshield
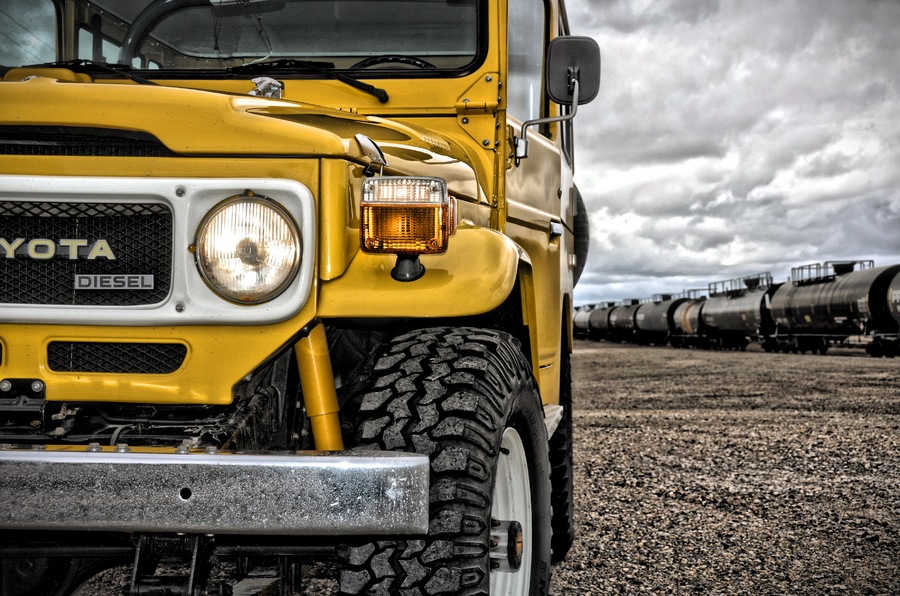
[63,0,482,75]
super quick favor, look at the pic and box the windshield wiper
[27,59,157,86]
[227,59,388,104]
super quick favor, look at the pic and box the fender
[319,226,533,319]
[319,225,541,382]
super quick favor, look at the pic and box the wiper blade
[227,58,389,104]
[26,59,157,86]
[227,59,337,73]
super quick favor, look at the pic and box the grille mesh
[0,126,176,157]
[0,201,172,306]
[48,342,187,374]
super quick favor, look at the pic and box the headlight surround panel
[0,176,316,326]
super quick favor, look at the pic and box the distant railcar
[870,270,900,357]
[634,294,689,346]
[573,304,594,339]
[701,273,781,350]
[669,293,707,348]
[768,261,900,354]
[608,300,641,343]
[580,260,900,357]
[587,302,618,341]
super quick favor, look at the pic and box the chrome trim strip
[0,449,429,535]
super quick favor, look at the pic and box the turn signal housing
[360,177,456,255]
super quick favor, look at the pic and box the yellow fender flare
[319,226,539,366]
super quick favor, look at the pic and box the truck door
[504,0,565,392]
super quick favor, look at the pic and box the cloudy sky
[565,0,900,306]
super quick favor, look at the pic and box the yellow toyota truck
[0,1,598,594]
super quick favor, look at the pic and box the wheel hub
[490,519,524,572]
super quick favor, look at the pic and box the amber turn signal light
[360,177,456,255]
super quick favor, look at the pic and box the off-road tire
[572,186,590,287]
[0,555,109,596]
[338,327,552,596]
[548,346,575,563]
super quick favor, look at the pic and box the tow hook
[489,518,523,572]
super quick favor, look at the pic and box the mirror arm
[567,66,580,95]
[515,77,580,167]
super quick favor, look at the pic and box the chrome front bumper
[0,448,429,535]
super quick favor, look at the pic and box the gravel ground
[75,341,900,595]
[553,340,900,596]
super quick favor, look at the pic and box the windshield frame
[72,0,488,80]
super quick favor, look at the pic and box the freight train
[574,260,900,357]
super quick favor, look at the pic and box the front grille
[0,126,176,157]
[48,342,187,374]
[0,201,171,306]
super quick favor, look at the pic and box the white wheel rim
[490,426,532,595]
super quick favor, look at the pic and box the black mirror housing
[546,36,601,106]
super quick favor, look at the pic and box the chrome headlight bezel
[194,194,301,305]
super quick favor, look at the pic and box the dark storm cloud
[569,0,900,305]
[818,197,900,257]
[589,0,722,33]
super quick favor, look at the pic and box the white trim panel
[0,175,316,326]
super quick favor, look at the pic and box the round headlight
[195,196,300,304]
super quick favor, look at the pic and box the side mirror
[546,36,601,106]
[515,35,601,166]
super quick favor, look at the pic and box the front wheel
[0,555,112,596]
[338,327,552,595]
